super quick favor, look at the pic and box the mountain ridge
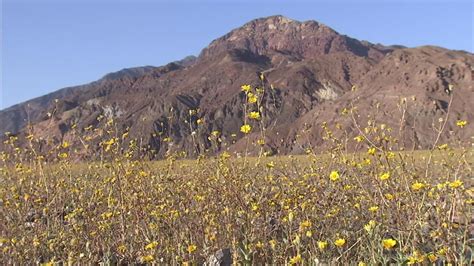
[1,15,473,158]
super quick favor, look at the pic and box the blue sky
[1,0,473,109]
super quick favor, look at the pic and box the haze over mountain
[1,15,473,158]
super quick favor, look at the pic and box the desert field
[1,121,472,264]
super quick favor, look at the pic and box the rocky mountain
[1,15,473,158]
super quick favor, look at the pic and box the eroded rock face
[1,15,473,158]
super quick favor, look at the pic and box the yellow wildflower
[220,151,231,159]
[436,182,447,190]
[141,255,154,262]
[448,180,463,189]
[438,143,448,150]
[289,254,301,264]
[269,239,277,249]
[300,220,312,229]
[241,84,251,93]
[118,244,127,254]
[248,111,261,120]
[240,124,251,134]
[384,193,395,200]
[329,170,340,181]
[379,172,390,181]
[364,223,372,233]
[382,238,397,249]
[247,92,258,104]
[368,206,379,212]
[317,241,328,250]
[292,234,301,245]
[187,244,197,253]
[251,203,259,212]
[411,182,426,191]
[456,120,467,128]
[436,247,447,256]
[367,147,376,155]
[266,161,275,168]
[364,220,376,233]
[145,241,158,250]
[407,251,425,264]
[101,212,113,219]
[103,138,116,146]
[334,238,346,247]
[427,253,437,263]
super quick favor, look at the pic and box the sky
[1,0,473,110]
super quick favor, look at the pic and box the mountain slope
[1,15,473,158]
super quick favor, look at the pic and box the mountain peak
[199,15,381,60]
[253,15,333,29]
[248,15,298,26]
[234,15,327,34]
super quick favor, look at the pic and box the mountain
[1,15,473,158]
